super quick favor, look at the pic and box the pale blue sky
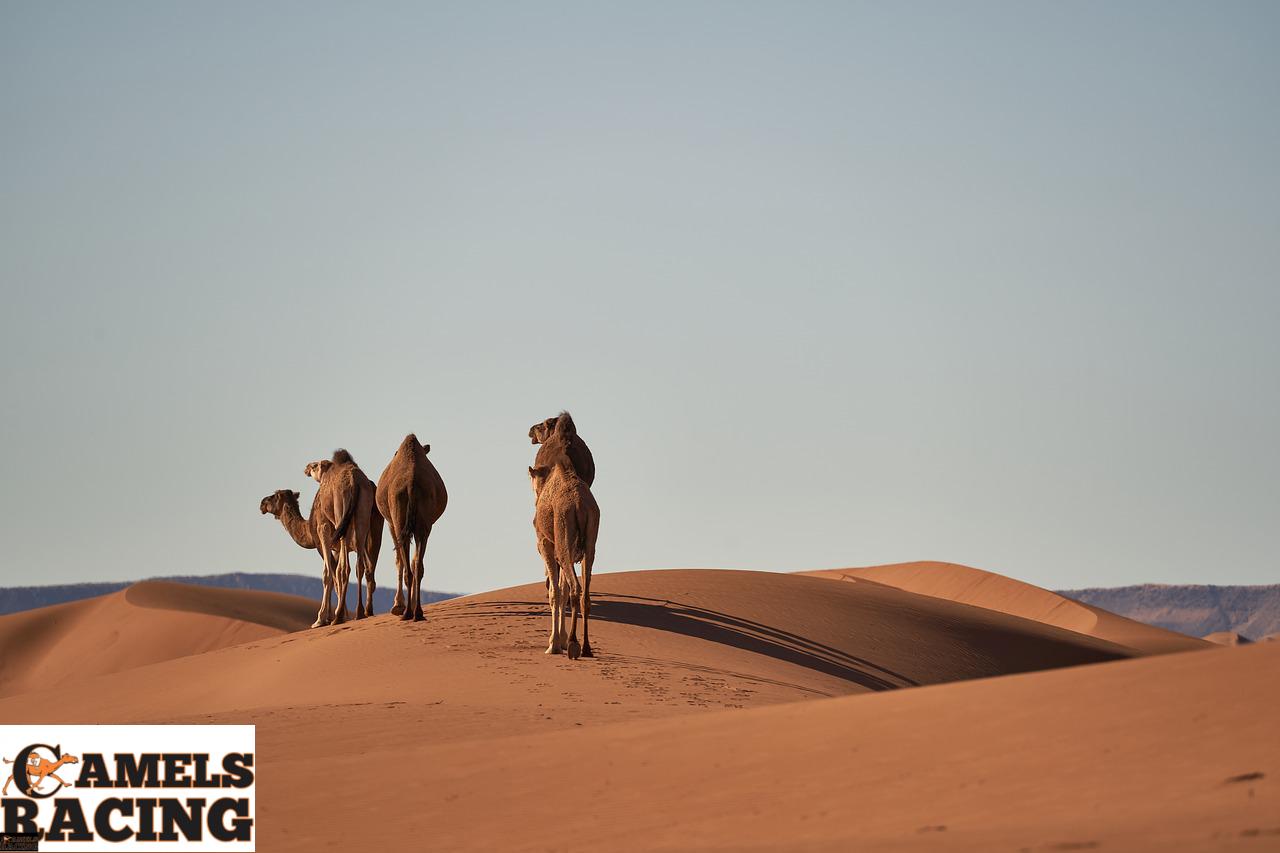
[2,1,1277,593]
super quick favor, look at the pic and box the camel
[529,411,595,486]
[305,454,386,616]
[3,753,80,796]
[529,426,600,660]
[259,451,379,626]
[260,489,336,627]
[376,435,448,622]
[309,457,362,625]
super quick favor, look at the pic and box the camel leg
[367,507,383,617]
[562,559,582,661]
[394,518,413,622]
[580,541,594,658]
[362,542,376,618]
[539,542,563,654]
[391,554,406,616]
[391,551,407,617]
[410,525,430,621]
[546,575,562,654]
[354,550,366,619]
[313,547,336,628]
[557,580,569,653]
[406,536,421,621]
[333,540,352,625]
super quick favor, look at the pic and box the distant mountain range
[0,572,460,617]
[1058,584,1280,641]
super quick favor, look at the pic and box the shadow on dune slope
[446,569,1135,692]
[592,594,914,691]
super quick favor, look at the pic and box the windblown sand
[1,566,1273,851]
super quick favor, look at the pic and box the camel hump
[554,411,578,439]
[331,448,356,466]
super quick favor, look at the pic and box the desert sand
[803,561,1209,654]
[1,567,1274,851]
[0,580,313,697]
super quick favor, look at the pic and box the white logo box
[1,725,255,852]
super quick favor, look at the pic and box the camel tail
[401,452,416,549]
[332,490,358,541]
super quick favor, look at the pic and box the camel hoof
[310,619,327,629]
[391,604,406,616]
[567,640,581,661]
[545,645,561,655]
[581,645,594,658]
[412,611,426,622]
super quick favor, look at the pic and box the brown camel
[258,450,374,626]
[376,435,448,621]
[260,489,343,627]
[529,411,595,486]
[305,451,385,617]
[529,428,600,659]
[311,458,360,625]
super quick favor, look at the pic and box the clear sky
[2,2,1277,593]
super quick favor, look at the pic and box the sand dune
[0,580,314,697]
[0,568,1261,851]
[803,561,1208,654]
[340,635,1269,852]
[0,570,1134,724]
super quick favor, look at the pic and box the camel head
[529,417,558,445]
[530,411,578,445]
[61,755,79,765]
[260,489,301,517]
[304,460,333,482]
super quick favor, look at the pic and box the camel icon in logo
[3,742,80,797]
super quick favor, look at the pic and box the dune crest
[802,561,1208,654]
[0,581,313,697]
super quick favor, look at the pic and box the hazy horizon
[3,1,1277,594]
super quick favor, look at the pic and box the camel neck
[280,504,317,549]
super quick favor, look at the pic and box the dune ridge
[802,561,1208,654]
[0,569,1141,724]
[0,580,314,697]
